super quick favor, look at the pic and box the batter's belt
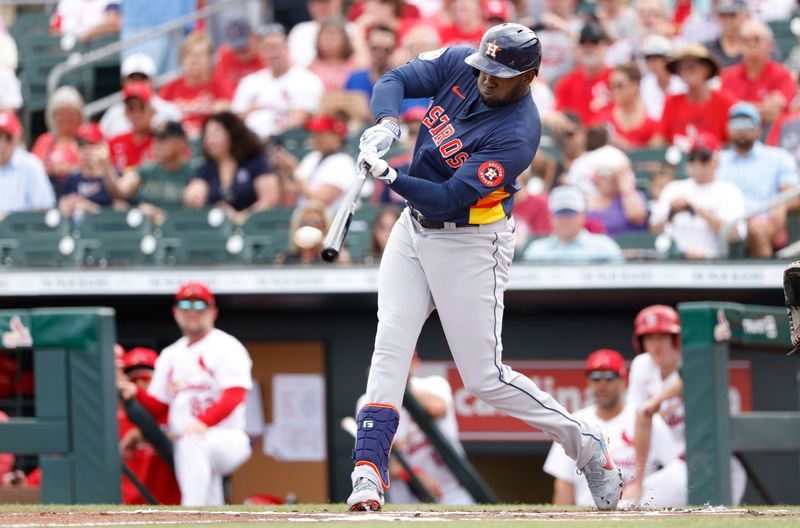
[409,207,509,229]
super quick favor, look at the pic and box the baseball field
[0,504,798,528]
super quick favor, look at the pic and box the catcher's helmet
[632,305,681,353]
[465,23,542,78]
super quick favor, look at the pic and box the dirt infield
[0,506,798,527]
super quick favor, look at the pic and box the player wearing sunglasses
[543,348,681,507]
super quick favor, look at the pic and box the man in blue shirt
[0,112,55,216]
[718,102,799,257]
[346,24,623,512]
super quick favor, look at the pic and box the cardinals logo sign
[478,161,505,187]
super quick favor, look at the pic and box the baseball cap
[122,347,158,373]
[153,120,187,140]
[0,111,22,138]
[76,123,105,146]
[728,101,761,129]
[579,23,608,44]
[483,0,510,22]
[121,53,157,78]
[586,348,627,379]
[225,19,252,50]
[641,35,672,58]
[123,81,152,103]
[305,115,347,138]
[716,0,748,14]
[549,186,585,214]
[175,281,216,306]
[258,22,286,37]
[401,105,427,123]
[689,131,721,154]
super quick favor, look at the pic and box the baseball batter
[348,23,623,511]
[119,282,253,506]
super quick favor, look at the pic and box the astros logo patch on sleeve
[478,161,505,187]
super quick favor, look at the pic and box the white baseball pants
[174,428,251,506]
[361,209,602,470]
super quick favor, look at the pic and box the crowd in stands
[2,0,800,264]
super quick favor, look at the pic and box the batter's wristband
[380,119,401,138]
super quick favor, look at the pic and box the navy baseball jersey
[371,46,541,224]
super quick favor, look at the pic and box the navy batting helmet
[465,23,542,79]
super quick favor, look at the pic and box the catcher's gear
[632,305,681,353]
[783,261,800,354]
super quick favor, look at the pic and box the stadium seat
[277,127,313,160]
[73,209,155,267]
[245,230,289,264]
[613,231,677,260]
[345,229,372,263]
[160,233,246,266]
[155,208,233,238]
[0,235,77,268]
[768,19,796,58]
[0,210,69,239]
[242,207,295,235]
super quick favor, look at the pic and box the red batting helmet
[632,305,680,353]
[122,347,158,373]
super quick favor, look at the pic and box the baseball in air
[294,226,324,249]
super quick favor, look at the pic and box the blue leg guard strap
[352,403,399,489]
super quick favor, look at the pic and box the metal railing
[718,186,800,258]
[46,0,245,100]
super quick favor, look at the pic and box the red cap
[175,281,216,306]
[689,131,721,153]
[123,81,152,103]
[586,348,627,378]
[305,115,347,138]
[76,123,105,145]
[483,0,511,21]
[401,106,427,123]
[0,111,22,138]
[122,347,158,371]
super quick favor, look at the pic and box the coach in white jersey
[544,349,681,506]
[119,281,253,506]
[623,305,746,507]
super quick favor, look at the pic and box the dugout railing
[681,302,800,505]
[0,308,120,503]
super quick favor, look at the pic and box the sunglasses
[687,151,713,164]
[588,371,620,382]
[176,299,210,311]
[554,209,580,217]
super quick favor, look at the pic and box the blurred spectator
[109,82,157,171]
[483,0,512,25]
[51,0,120,43]
[748,0,795,22]
[680,0,719,43]
[593,63,659,149]
[0,112,56,216]
[551,112,586,185]
[585,145,648,236]
[159,32,234,139]
[59,124,120,220]
[437,0,486,47]
[32,86,85,182]
[639,35,686,120]
[184,112,279,222]
[766,93,800,166]
[595,0,637,43]
[564,125,609,197]
[345,25,396,109]
[0,411,13,477]
[364,204,402,264]
[554,23,612,125]
[0,32,22,111]
[275,200,351,264]
[650,132,745,259]
[273,115,357,213]
[704,0,751,68]
[530,0,581,85]
[103,121,194,220]
[100,54,183,138]
[647,167,675,212]
[118,347,181,505]
[232,25,323,140]
[720,19,796,124]
[718,102,799,257]
[121,0,195,75]
[309,18,357,92]
[211,20,265,89]
[288,0,349,67]
[607,0,673,65]
[512,171,552,248]
[391,23,441,66]
[349,0,421,40]
[655,43,734,146]
[522,186,624,262]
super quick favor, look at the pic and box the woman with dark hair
[183,111,279,221]
[591,62,658,149]
[309,18,357,92]
[364,204,402,264]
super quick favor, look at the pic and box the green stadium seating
[345,229,371,262]
[73,210,154,267]
[0,236,77,268]
[277,127,313,160]
[245,230,289,264]
[154,208,239,266]
[614,231,679,260]
[155,208,233,237]
[242,207,295,235]
[768,19,796,59]
[0,210,69,239]
[160,234,245,266]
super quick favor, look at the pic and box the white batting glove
[360,149,397,185]
[359,120,401,157]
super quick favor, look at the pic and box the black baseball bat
[120,392,175,469]
[321,167,366,262]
